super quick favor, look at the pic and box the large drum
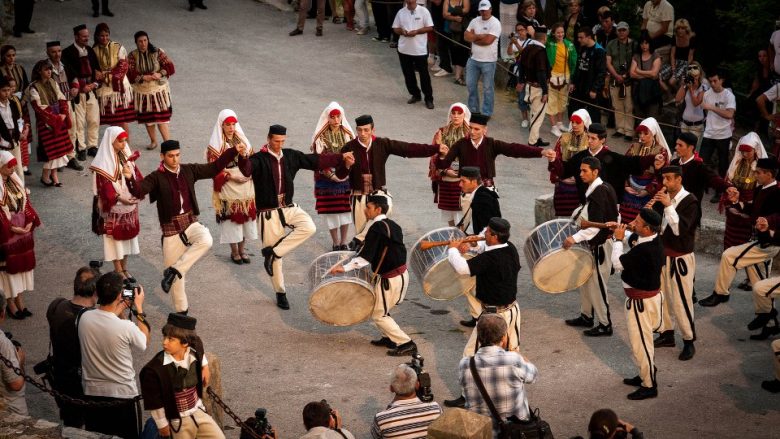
[410,227,476,300]
[524,219,594,294]
[308,251,375,326]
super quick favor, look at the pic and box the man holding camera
[606,22,636,141]
[371,364,442,438]
[79,272,149,439]
[0,293,27,416]
[301,400,355,439]
[45,266,100,427]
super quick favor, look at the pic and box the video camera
[240,408,275,439]
[407,353,434,403]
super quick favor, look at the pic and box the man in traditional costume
[62,24,102,161]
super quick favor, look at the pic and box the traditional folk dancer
[337,114,443,238]
[0,151,40,320]
[649,166,701,361]
[520,25,551,147]
[429,103,470,226]
[0,76,26,179]
[330,195,417,357]
[128,31,175,151]
[46,40,84,172]
[27,60,73,187]
[457,166,501,328]
[619,117,670,224]
[443,217,522,408]
[126,140,245,314]
[140,313,224,439]
[93,23,136,132]
[0,46,30,174]
[311,102,354,250]
[747,218,780,342]
[699,158,780,308]
[90,127,142,281]
[562,156,619,336]
[206,110,256,265]
[436,113,555,189]
[62,24,102,160]
[239,124,353,310]
[610,208,665,400]
[548,109,592,216]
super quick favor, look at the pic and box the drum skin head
[531,248,593,293]
[423,256,476,300]
[309,281,375,326]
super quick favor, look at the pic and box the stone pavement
[3,1,778,438]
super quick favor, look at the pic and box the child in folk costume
[548,109,591,217]
[206,110,256,264]
[93,23,136,131]
[27,60,73,187]
[89,127,142,280]
[311,102,354,250]
[620,117,670,223]
[128,31,175,151]
[430,103,470,226]
[0,151,40,320]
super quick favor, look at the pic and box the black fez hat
[160,140,180,153]
[46,41,61,48]
[589,122,606,135]
[639,208,662,227]
[167,313,197,330]
[367,194,387,205]
[460,166,481,179]
[268,124,287,136]
[678,132,698,147]
[355,114,373,127]
[73,24,87,33]
[470,113,490,126]
[660,165,682,176]
[757,157,779,171]
[488,217,510,233]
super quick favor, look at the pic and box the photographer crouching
[370,363,442,438]
[300,400,354,439]
[79,272,149,439]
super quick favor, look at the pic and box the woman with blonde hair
[660,18,696,93]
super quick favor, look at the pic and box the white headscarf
[726,132,767,180]
[206,109,253,160]
[311,101,354,153]
[0,150,25,215]
[89,126,133,195]
[568,109,592,131]
[447,102,472,125]
[636,117,672,158]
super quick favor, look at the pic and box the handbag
[469,357,554,439]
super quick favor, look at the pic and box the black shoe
[102,10,114,17]
[338,245,349,251]
[262,246,278,276]
[749,324,780,340]
[5,306,24,320]
[315,27,323,36]
[23,169,31,176]
[654,330,676,348]
[565,314,594,327]
[762,379,780,393]
[177,309,188,316]
[87,147,98,157]
[196,2,208,9]
[460,317,477,327]
[627,386,658,400]
[425,101,435,110]
[370,337,397,348]
[77,150,87,161]
[611,132,623,138]
[533,139,550,147]
[583,324,613,337]
[407,96,421,104]
[444,395,466,408]
[189,4,195,11]
[679,340,695,361]
[67,158,84,171]
[241,255,251,264]
[748,309,777,331]
[699,293,729,307]
[93,12,100,17]
[387,340,417,356]
[622,375,642,386]
[20,308,32,317]
[737,278,752,291]
[276,293,290,310]
[289,28,303,36]
[161,267,182,293]
[231,255,243,265]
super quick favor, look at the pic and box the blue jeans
[466,58,497,116]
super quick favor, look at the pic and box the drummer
[562,156,619,337]
[443,217,522,408]
[330,195,416,357]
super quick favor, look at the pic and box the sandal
[231,255,244,265]
[54,182,63,187]
[122,271,137,283]
[454,78,466,86]
[240,254,251,264]
[40,177,54,187]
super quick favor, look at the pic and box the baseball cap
[616,21,629,30]
[478,0,491,11]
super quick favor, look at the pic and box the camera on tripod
[240,408,275,439]
[407,353,434,402]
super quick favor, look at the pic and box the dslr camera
[122,278,139,301]
[684,65,700,85]
[240,408,274,439]
[407,353,434,402]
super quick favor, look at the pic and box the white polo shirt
[702,87,736,140]
[467,15,502,62]
[392,5,433,56]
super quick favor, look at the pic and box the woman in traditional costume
[311,102,354,250]
[721,132,767,250]
[1,46,31,175]
[207,109,256,264]
[93,23,136,131]
[89,126,142,280]
[430,102,470,226]
[0,151,40,320]
[548,109,591,217]
[27,60,73,187]
[619,117,670,223]
[128,31,175,151]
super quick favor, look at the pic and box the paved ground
[6,1,779,438]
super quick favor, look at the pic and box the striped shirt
[459,346,538,428]
[370,397,442,439]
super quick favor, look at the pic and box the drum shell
[308,251,376,326]
[410,227,477,300]
[524,219,594,294]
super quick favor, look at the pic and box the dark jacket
[437,136,543,180]
[140,348,204,423]
[651,192,700,254]
[584,182,619,247]
[620,236,665,291]
[573,42,607,94]
[62,44,101,89]
[336,137,438,191]
[468,186,501,235]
